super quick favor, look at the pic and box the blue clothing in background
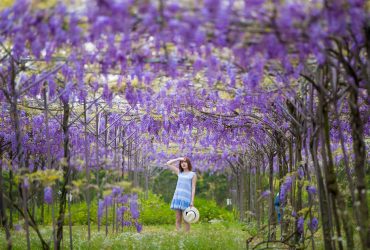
[274,192,281,223]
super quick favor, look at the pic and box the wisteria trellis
[0,0,369,250]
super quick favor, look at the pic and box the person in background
[274,192,281,223]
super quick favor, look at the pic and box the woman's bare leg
[184,220,190,232]
[176,210,182,231]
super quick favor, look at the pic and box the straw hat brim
[183,207,200,223]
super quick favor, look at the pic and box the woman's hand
[164,157,186,175]
[166,157,185,166]
[190,202,194,208]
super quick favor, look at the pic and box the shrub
[138,192,236,225]
[195,197,236,222]
[139,191,174,225]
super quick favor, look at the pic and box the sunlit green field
[0,222,247,250]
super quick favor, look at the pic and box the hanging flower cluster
[97,188,142,233]
[279,176,293,204]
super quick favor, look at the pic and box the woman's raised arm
[165,157,184,175]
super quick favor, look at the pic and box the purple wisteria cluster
[97,187,142,233]
[306,186,317,195]
[0,0,368,249]
[308,217,319,232]
[279,176,293,204]
[297,166,304,180]
[116,206,128,226]
[261,190,271,198]
[23,177,30,189]
[130,193,142,233]
[44,186,53,205]
[97,200,104,226]
[297,216,304,234]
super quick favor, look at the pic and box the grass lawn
[0,221,248,250]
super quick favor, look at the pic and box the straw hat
[183,206,200,223]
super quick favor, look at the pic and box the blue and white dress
[170,171,195,211]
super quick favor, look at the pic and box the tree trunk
[268,153,276,240]
[56,99,71,250]
[310,133,333,250]
[95,105,100,197]
[295,137,303,244]
[319,79,345,250]
[348,87,369,249]
[332,92,355,249]
[240,166,245,221]
[10,60,30,250]
[9,166,13,229]
[250,168,255,223]
[84,100,91,241]
[128,140,132,181]
[133,150,139,187]
[0,145,12,249]
[121,129,125,180]
[245,166,250,221]
[68,194,73,250]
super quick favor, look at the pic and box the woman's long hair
[179,157,192,172]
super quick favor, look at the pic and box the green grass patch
[0,221,247,250]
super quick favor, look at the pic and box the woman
[166,157,197,232]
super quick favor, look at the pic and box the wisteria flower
[291,211,297,217]
[23,177,30,189]
[15,224,22,231]
[297,166,304,179]
[306,186,317,195]
[308,217,319,231]
[112,187,122,196]
[98,200,104,223]
[280,176,293,204]
[44,186,53,205]
[135,221,142,233]
[297,217,304,234]
[261,190,271,198]
[104,195,113,207]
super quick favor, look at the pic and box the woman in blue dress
[166,157,197,232]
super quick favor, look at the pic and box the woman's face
[181,160,188,169]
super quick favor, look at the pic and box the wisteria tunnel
[0,0,369,249]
